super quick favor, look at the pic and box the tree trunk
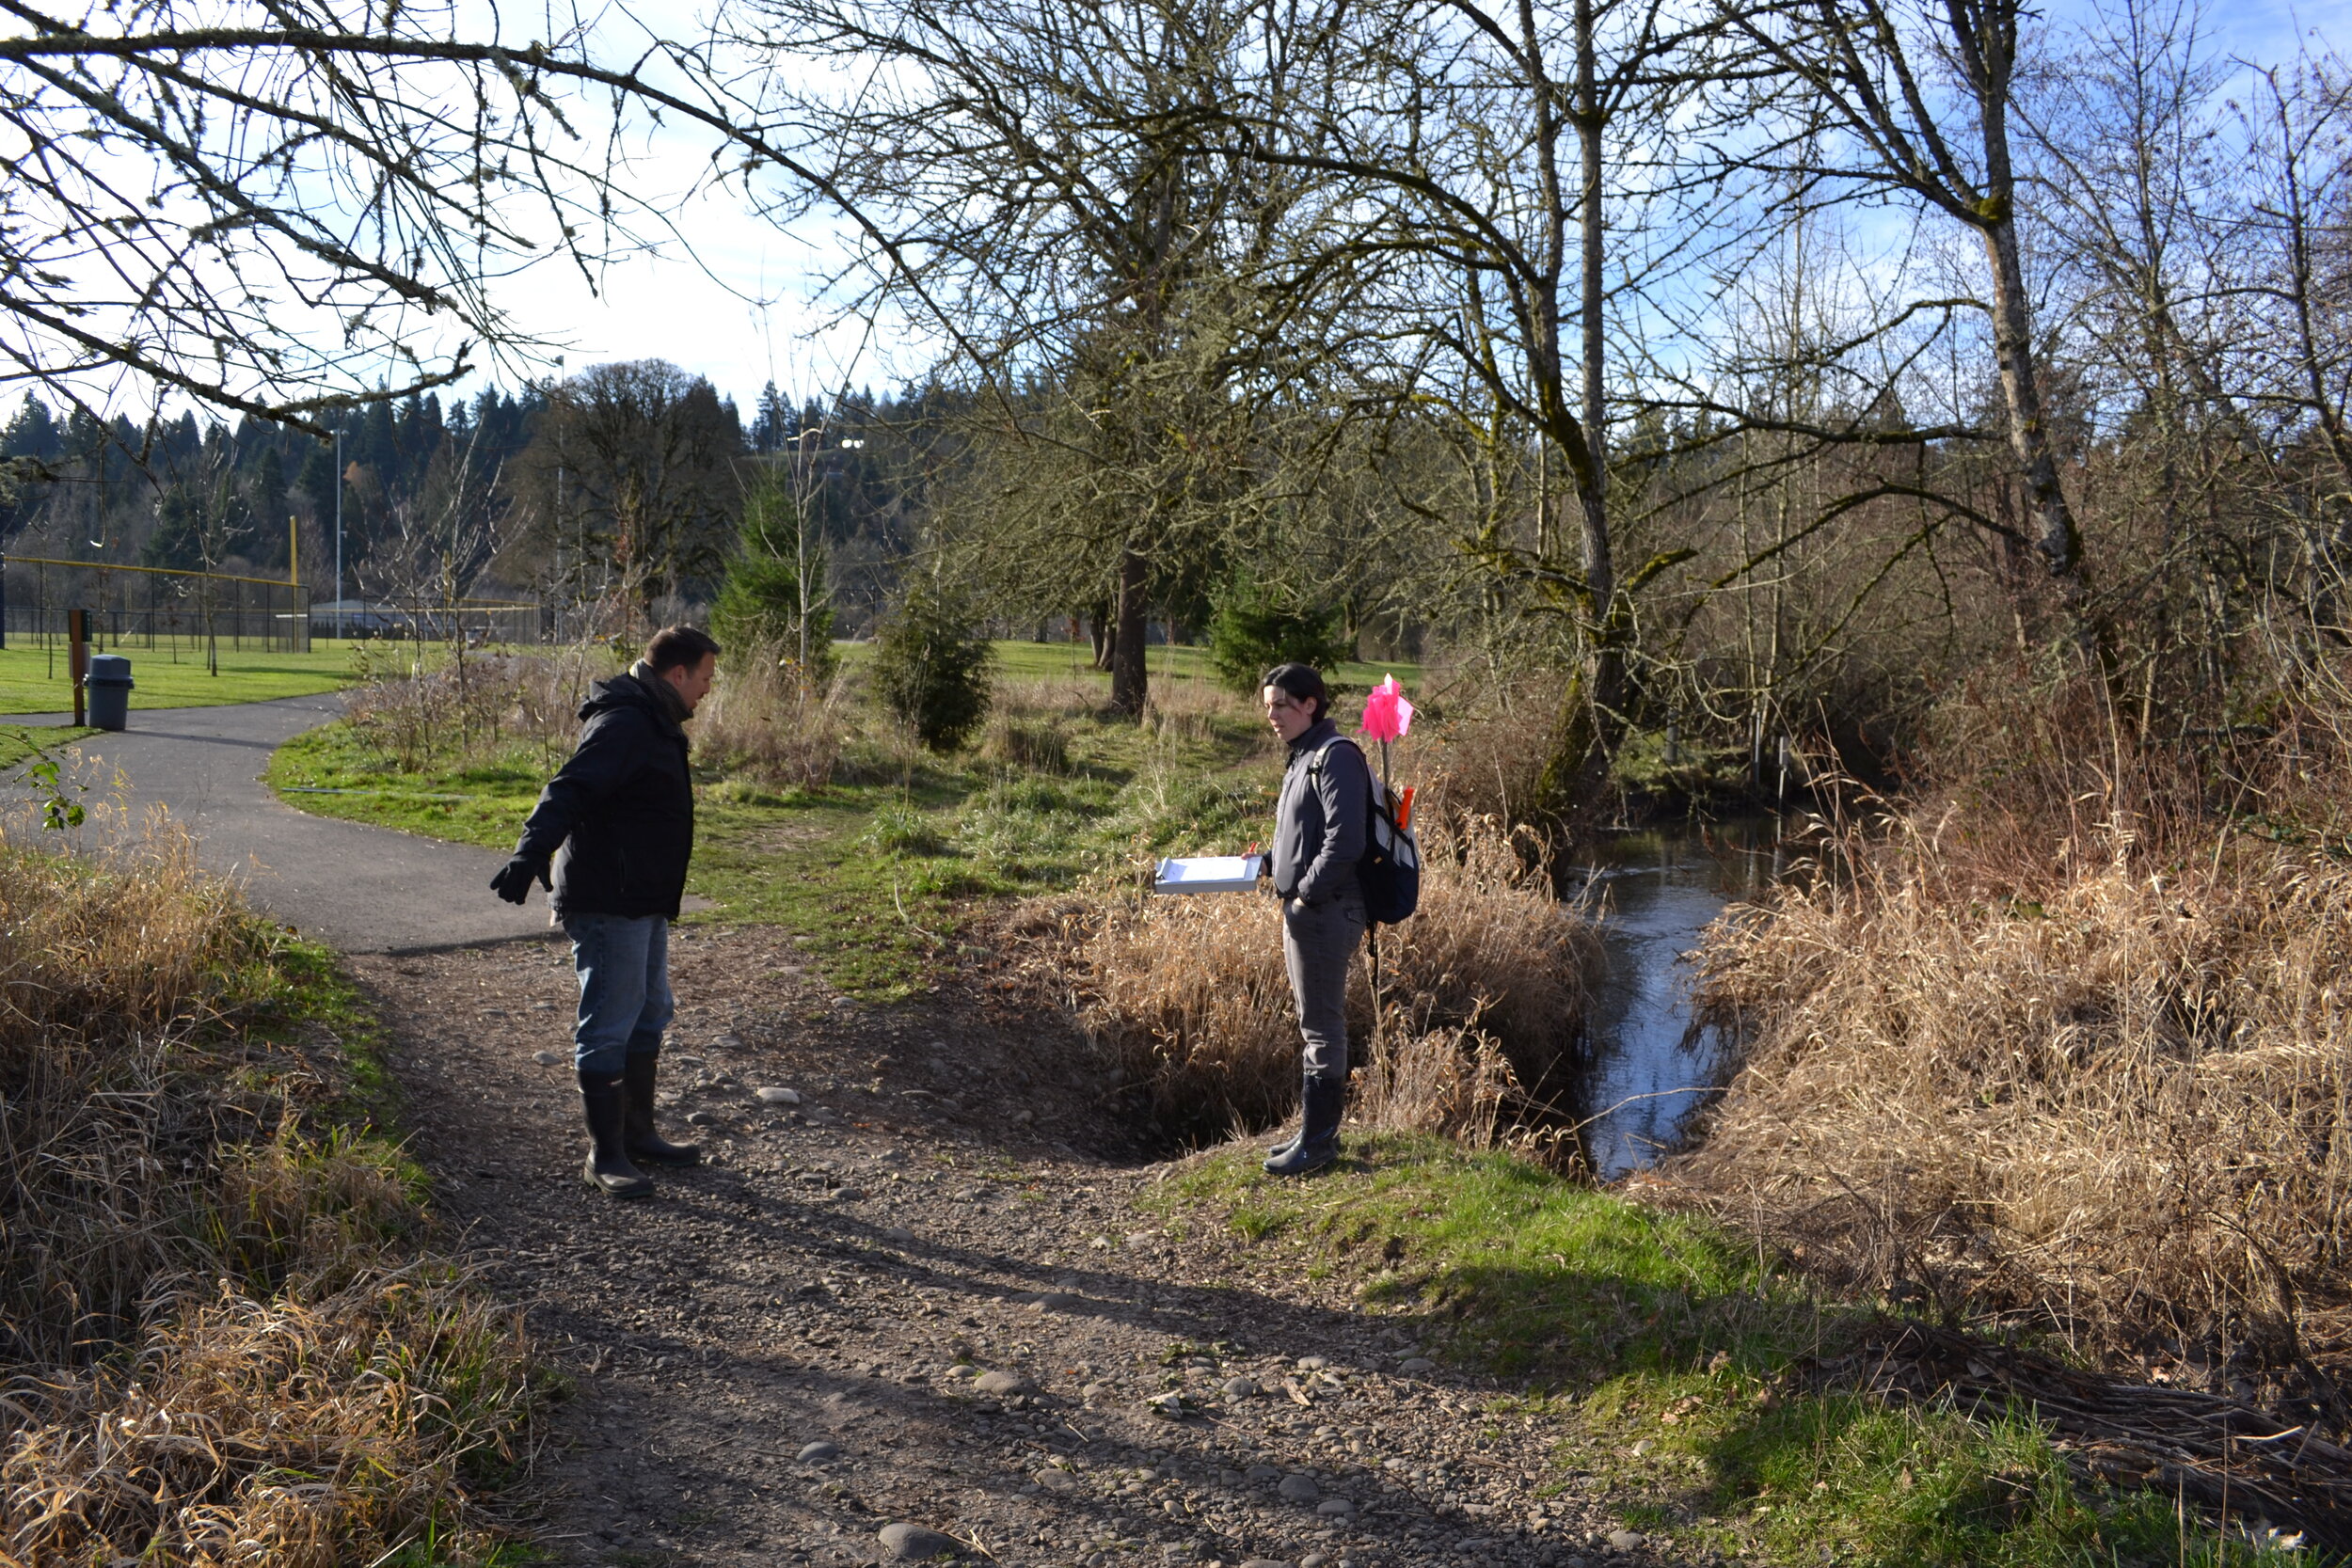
[1535,0,1622,818]
[1981,219,2086,605]
[1089,603,1114,670]
[1573,1,1620,756]
[1110,546,1150,716]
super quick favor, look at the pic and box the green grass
[0,639,378,712]
[265,657,1297,998]
[1155,1136,2307,1568]
[0,721,95,768]
[0,635,1421,715]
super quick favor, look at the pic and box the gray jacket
[1271,718,1370,905]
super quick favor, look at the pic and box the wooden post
[69,606,87,726]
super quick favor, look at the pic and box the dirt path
[354,929,1690,1568]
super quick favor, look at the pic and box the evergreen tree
[752,381,796,452]
[710,464,836,683]
[141,483,207,569]
[4,396,62,463]
[1208,570,1352,691]
[871,576,993,751]
[250,447,290,565]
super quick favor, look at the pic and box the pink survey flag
[1359,674,1416,743]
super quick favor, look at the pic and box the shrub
[342,642,616,775]
[710,465,837,687]
[1414,664,1568,829]
[1208,571,1352,692]
[871,578,994,751]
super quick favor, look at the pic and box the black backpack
[1309,736,1422,925]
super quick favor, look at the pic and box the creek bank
[361,917,2304,1568]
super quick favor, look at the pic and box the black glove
[490,854,550,906]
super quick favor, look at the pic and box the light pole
[333,426,343,641]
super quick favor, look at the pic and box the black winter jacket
[514,673,694,920]
[1270,717,1370,905]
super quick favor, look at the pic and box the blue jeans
[565,913,674,1077]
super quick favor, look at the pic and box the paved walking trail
[15,694,554,954]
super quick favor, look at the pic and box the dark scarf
[629,660,692,728]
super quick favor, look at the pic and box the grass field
[1,638,1422,717]
[0,641,371,712]
[264,661,1290,997]
[0,721,95,769]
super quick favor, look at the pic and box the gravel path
[353,931,1706,1568]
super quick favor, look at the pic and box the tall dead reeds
[0,817,534,1565]
[1019,816,1597,1139]
[1671,673,2352,1392]
[694,642,846,788]
[342,641,616,774]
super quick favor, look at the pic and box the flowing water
[1565,816,1788,1180]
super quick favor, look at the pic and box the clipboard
[1152,854,1263,895]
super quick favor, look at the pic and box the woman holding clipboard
[1260,662,1372,1176]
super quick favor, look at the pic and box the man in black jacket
[491,625,720,1197]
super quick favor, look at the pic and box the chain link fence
[0,555,310,654]
[312,599,547,644]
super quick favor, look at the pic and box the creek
[1563,816,1788,1180]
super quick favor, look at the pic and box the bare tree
[508,361,747,631]
[722,0,1367,714]
[1716,0,2099,643]
[0,0,948,448]
[1209,0,1734,801]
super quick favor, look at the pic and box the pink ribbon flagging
[1359,674,1416,743]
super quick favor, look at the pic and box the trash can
[85,653,133,731]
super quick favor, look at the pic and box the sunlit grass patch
[1156,1136,2303,1568]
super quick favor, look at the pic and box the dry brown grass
[0,819,535,1565]
[342,641,618,775]
[4,1268,530,1568]
[1411,666,1568,829]
[1137,677,1233,747]
[1670,672,2352,1391]
[1013,817,1597,1140]
[695,644,847,789]
[1349,1022,1522,1146]
[977,680,1093,773]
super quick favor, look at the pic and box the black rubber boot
[1263,1075,1343,1176]
[623,1053,701,1167]
[579,1070,654,1197]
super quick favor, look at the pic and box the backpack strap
[1306,734,1391,820]
[1303,733,1360,779]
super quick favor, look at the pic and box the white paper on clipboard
[1153,854,1263,895]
